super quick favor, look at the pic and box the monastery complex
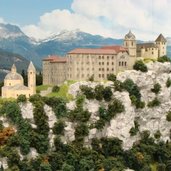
[1,62,36,98]
[43,31,167,85]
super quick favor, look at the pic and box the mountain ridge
[0,23,170,67]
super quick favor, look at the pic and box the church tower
[27,61,36,94]
[155,34,167,57]
[124,31,137,69]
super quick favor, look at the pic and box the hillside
[1,61,171,170]
[0,49,30,81]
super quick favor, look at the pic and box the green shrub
[107,74,116,82]
[133,60,148,72]
[107,98,125,120]
[158,55,171,63]
[154,130,161,139]
[0,120,3,131]
[75,123,89,140]
[114,80,123,92]
[123,79,141,100]
[17,94,27,103]
[129,120,140,136]
[53,120,66,135]
[94,85,104,101]
[80,85,95,100]
[157,163,166,171]
[166,78,171,87]
[166,111,171,122]
[151,83,161,94]
[148,98,161,107]
[52,85,60,92]
[88,74,94,81]
[103,86,113,102]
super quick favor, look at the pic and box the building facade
[42,32,167,85]
[2,62,36,99]
[43,56,67,85]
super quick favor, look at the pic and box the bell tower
[124,31,137,69]
[27,61,36,94]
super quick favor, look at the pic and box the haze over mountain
[0,23,170,69]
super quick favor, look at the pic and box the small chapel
[1,61,36,99]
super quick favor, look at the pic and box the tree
[52,85,60,93]
[17,94,27,103]
[151,83,161,94]
[166,78,171,88]
[103,87,113,102]
[133,60,148,72]
[21,70,27,86]
[53,120,65,135]
[0,82,4,96]
[158,56,171,63]
[166,111,171,121]
[94,85,104,101]
[36,72,43,86]
[107,74,116,82]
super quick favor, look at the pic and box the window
[102,56,104,59]
[112,62,114,65]
[107,68,109,71]
[99,56,101,59]
[99,74,101,78]
[132,41,133,46]
[152,52,154,55]
[107,56,109,59]
[99,68,101,71]
[107,62,109,65]
[102,62,104,65]
[112,56,114,59]
[102,74,104,78]
[125,62,127,66]
[102,68,104,71]
[112,68,114,71]
[99,62,101,65]
[119,62,121,66]
[122,62,124,66]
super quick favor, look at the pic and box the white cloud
[0,17,5,23]
[22,0,171,40]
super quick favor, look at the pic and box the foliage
[80,85,95,100]
[166,111,171,122]
[123,79,141,100]
[114,80,123,92]
[158,56,171,63]
[52,85,60,93]
[166,78,171,88]
[75,123,89,140]
[102,86,113,102]
[154,130,161,140]
[17,94,27,103]
[94,85,104,101]
[148,98,161,108]
[107,74,116,82]
[129,120,140,136]
[151,83,161,94]
[53,120,66,135]
[133,60,148,72]
[0,82,4,96]
[88,74,94,82]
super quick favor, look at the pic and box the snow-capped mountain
[0,23,170,70]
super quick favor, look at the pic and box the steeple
[27,61,36,72]
[27,61,36,94]
[11,64,17,73]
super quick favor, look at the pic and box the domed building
[1,62,36,99]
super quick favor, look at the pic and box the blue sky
[0,0,73,25]
[0,0,170,40]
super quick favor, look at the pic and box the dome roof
[125,31,136,40]
[5,72,23,81]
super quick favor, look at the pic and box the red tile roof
[43,55,67,63]
[68,48,117,55]
[101,45,128,53]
